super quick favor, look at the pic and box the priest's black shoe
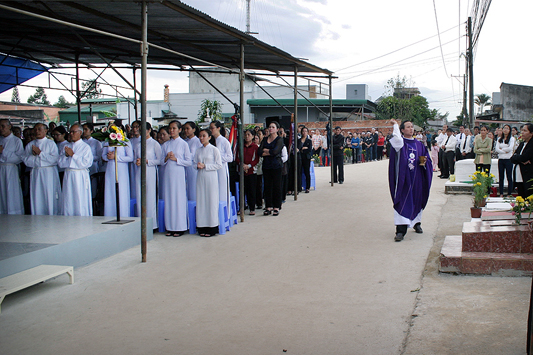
[394,233,404,242]
[414,223,423,234]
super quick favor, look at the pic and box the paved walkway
[0,160,530,354]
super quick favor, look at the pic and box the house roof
[247,99,376,108]
[0,1,332,75]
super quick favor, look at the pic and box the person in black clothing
[287,128,302,196]
[511,123,533,198]
[372,128,378,161]
[259,121,284,216]
[332,126,345,184]
[300,127,313,193]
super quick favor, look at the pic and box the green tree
[11,87,20,103]
[474,93,491,114]
[27,87,51,105]
[81,79,102,99]
[197,99,223,122]
[384,74,415,96]
[53,95,72,108]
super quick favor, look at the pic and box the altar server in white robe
[82,123,102,198]
[161,120,192,237]
[0,119,24,214]
[129,120,141,200]
[52,125,69,184]
[209,121,233,216]
[58,124,93,216]
[183,121,202,201]
[157,126,171,200]
[194,129,222,237]
[134,122,162,229]
[102,137,134,218]
[23,123,61,215]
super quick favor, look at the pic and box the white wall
[116,100,169,126]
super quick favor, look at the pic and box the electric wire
[432,0,449,77]
[334,24,461,73]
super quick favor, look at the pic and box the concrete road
[0,160,529,354]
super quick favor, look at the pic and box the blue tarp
[0,54,47,94]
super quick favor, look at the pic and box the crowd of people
[0,118,324,238]
[431,123,533,198]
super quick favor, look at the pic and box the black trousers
[498,159,513,196]
[255,174,263,208]
[302,157,311,190]
[438,149,444,172]
[263,168,282,209]
[333,155,344,183]
[281,173,288,201]
[243,174,257,212]
[377,146,384,160]
[442,151,455,176]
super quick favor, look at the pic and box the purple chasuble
[388,138,432,220]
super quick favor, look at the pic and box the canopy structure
[0,54,47,94]
[0,0,331,76]
[0,0,335,262]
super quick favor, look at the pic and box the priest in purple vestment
[388,119,432,242]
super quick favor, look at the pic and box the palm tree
[474,93,492,114]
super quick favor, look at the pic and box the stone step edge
[440,235,533,276]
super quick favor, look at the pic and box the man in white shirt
[455,125,466,161]
[460,128,473,159]
[0,119,24,214]
[436,124,448,176]
[441,128,457,179]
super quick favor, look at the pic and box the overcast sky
[1,0,530,122]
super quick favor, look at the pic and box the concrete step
[440,235,533,276]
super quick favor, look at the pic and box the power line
[432,0,449,77]
[334,24,461,73]
[334,36,461,84]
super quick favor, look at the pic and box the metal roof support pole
[329,75,334,187]
[133,66,138,124]
[140,1,148,263]
[239,43,245,222]
[293,66,298,201]
[76,54,81,125]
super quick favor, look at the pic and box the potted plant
[470,171,486,218]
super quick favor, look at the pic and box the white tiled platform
[0,215,153,278]
[444,158,505,194]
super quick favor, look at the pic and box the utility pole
[467,17,474,128]
[245,0,258,35]
[246,0,251,34]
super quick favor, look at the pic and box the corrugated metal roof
[0,1,332,75]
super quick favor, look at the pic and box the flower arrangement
[510,195,533,225]
[92,125,129,146]
[312,154,320,165]
[469,170,495,208]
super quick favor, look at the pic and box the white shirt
[495,136,516,160]
[460,135,472,154]
[443,134,457,152]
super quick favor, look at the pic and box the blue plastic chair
[218,201,230,235]
[130,198,137,217]
[188,200,197,235]
[158,199,165,233]
[229,195,238,227]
